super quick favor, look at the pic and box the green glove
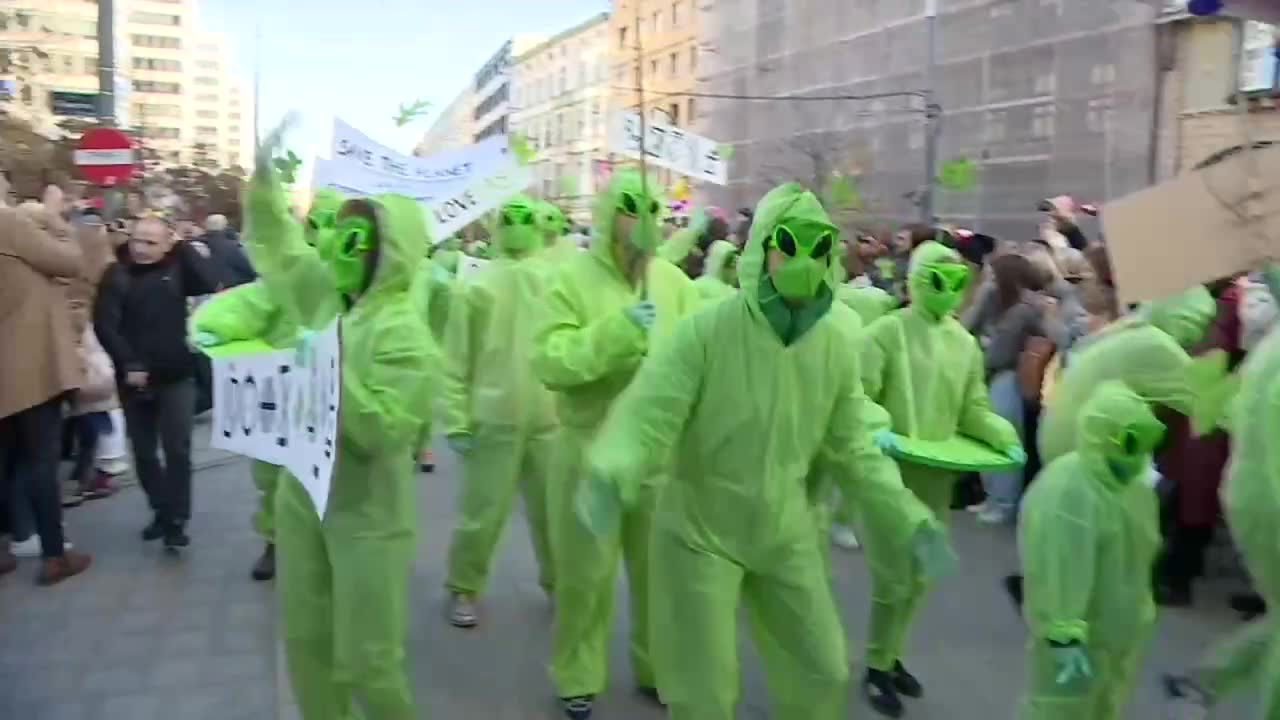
[911,523,958,582]
[447,434,473,456]
[873,430,901,454]
[1050,642,1093,686]
[575,471,621,538]
[294,330,315,369]
[625,301,657,331]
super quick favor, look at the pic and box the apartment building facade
[510,12,611,221]
[413,85,474,157]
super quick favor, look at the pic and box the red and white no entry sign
[75,127,139,187]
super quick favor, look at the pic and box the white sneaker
[966,500,989,514]
[8,536,72,558]
[831,524,861,551]
[447,593,478,628]
[977,507,1012,525]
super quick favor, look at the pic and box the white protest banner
[608,112,729,185]
[208,320,341,518]
[312,158,533,240]
[330,118,510,187]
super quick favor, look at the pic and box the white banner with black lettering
[210,320,341,518]
[607,112,729,185]
[330,118,510,187]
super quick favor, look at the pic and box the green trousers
[1019,629,1150,719]
[548,425,655,698]
[276,476,417,719]
[445,424,554,595]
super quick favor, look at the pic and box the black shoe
[637,686,665,706]
[1003,573,1024,612]
[560,695,594,720]
[1163,673,1214,708]
[141,516,165,542]
[863,668,904,718]
[163,523,190,549]
[891,661,923,698]
[1156,582,1193,608]
[251,544,275,581]
[1229,592,1267,620]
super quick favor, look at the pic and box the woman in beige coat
[0,187,93,585]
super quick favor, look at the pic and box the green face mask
[322,215,376,296]
[615,190,662,253]
[767,220,837,301]
[1104,424,1162,485]
[914,262,971,318]
[498,202,540,254]
[304,208,338,248]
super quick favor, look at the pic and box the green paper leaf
[939,157,978,192]
[829,174,862,210]
[717,143,735,161]
[273,149,302,185]
[510,134,537,165]
[393,99,434,128]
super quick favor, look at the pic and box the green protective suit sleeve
[243,171,341,331]
[533,278,648,391]
[657,227,697,265]
[835,283,898,326]
[1145,286,1216,350]
[1019,381,1163,720]
[191,281,287,345]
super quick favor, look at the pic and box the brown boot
[37,552,92,586]
[0,547,16,576]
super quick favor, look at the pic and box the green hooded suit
[859,240,1020,672]
[531,169,701,701]
[244,171,438,720]
[441,194,558,597]
[1019,381,1164,719]
[191,190,345,545]
[582,183,936,719]
[692,239,738,302]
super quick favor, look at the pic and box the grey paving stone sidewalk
[0,419,277,720]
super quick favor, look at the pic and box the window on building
[670,52,678,77]
[230,125,240,133]
[196,93,218,102]
[634,64,641,87]
[653,11,662,34]
[137,102,180,118]
[229,139,240,147]
[690,45,698,74]
[229,112,240,120]
[130,12,181,26]
[688,97,696,122]
[555,112,564,146]
[619,26,628,49]
[196,125,218,135]
[669,102,681,126]
[132,57,182,72]
[144,126,181,140]
[558,66,566,95]
[650,59,658,77]
[132,80,181,94]
[196,60,219,70]
[1240,21,1280,93]
[1031,105,1055,139]
[576,110,585,140]
[672,1,682,27]
[132,34,181,49]
[196,109,218,119]
[228,154,238,167]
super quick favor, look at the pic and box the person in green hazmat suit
[440,194,558,628]
[1018,380,1164,720]
[189,188,344,582]
[858,239,1022,717]
[1037,286,1219,464]
[532,168,701,720]
[242,134,438,720]
[1164,276,1280,720]
[420,240,461,345]
[577,183,952,720]
[692,239,738,302]
[536,200,580,263]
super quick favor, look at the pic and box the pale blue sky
[203,0,609,172]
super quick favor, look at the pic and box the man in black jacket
[201,214,256,287]
[94,216,220,549]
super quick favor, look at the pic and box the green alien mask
[767,218,838,301]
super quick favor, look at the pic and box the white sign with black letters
[210,320,341,518]
[608,112,729,185]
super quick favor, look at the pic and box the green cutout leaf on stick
[829,174,862,210]
[510,134,537,166]
[393,99,433,127]
[939,157,978,192]
[273,150,302,185]
[717,143,735,161]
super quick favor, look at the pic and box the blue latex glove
[911,523,958,582]
[1050,643,1093,686]
[192,331,222,348]
[575,472,621,538]
[625,301,658,331]
[294,330,316,368]
[872,430,901,455]
[447,434,473,456]
[1005,445,1028,466]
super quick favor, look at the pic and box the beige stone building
[413,85,474,157]
[1155,8,1279,177]
[510,12,611,222]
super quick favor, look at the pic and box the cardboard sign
[330,119,509,185]
[608,112,729,185]
[456,255,490,282]
[207,321,341,518]
[1102,144,1280,305]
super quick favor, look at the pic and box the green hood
[658,228,697,265]
[1077,380,1165,491]
[701,239,737,283]
[738,182,839,313]
[493,193,541,258]
[1146,286,1216,350]
[343,193,430,303]
[590,168,664,265]
[535,199,569,242]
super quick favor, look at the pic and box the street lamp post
[920,0,941,223]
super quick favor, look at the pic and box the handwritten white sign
[210,321,341,518]
[608,112,729,185]
[330,119,510,186]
